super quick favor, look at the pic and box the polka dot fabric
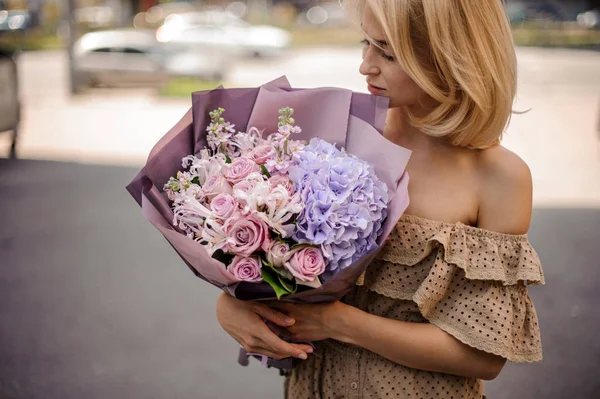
[285,214,544,399]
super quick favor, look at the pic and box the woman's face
[359,6,430,110]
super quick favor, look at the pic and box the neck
[384,107,442,150]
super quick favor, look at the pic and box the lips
[367,83,384,95]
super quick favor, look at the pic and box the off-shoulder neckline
[399,213,529,240]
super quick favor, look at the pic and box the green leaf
[211,249,234,265]
[278,274,297,294]
[225,155,232,164]
[260,164,271,178]
[261,267,293,300]
[191,176,200,186]
[269,264,294,280]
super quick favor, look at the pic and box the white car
[577,10,599,29]
[72,29,228,87]
[156,11,291,58]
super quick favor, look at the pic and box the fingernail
[298,353,307,360]
[284,317,294,324]
[306,347,313,354]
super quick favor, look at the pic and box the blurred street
[1,46,600,206]
[0,43,600,399]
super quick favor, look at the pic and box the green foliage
[261,266,297,300]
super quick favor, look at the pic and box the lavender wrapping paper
[126,77,411,370]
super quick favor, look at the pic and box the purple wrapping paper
[126,77,411,370]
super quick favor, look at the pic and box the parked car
[72,29,227,88]
[0,48,19,158]
[156,11,291,58]
[0,9,32,31]
[577,10,599,29]
[0,8,35,158]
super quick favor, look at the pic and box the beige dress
[285,214,544,399]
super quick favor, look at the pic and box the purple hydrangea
[288,138,388,272]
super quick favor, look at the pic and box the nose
[359,46,380,77]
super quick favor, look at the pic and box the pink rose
[283,247,326,282]
[268,175,295,196]
[225,158,259,184]
[247,144,274,165]
[232,172,264,194]
[232,180,256,195]
[203,174,232,199]
[266,241,290,267]
[228,256,262,283]
[209,193,238,219]
[224,213,271,257]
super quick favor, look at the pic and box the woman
[216,0,544,397]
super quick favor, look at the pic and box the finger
[265,326,314,354]
[242,342,288,361]
[290,342,314,354]
[259,330,308,359]
[252,303,295,327]
[268,324,289,338]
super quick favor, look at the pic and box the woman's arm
[333,304,506,380]
[271,301,506,380]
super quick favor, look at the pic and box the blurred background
[0,0,599,398]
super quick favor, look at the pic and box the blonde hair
[345,0,518,149]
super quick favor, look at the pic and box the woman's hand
[216,292,313,360]
[267,301,352,342]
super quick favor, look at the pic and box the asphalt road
[0,159,599,399]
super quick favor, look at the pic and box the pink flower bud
[209,193,238,220]
[283,247,326,282]
[228,256,262,283]
[223,213,271,257]
[268,175,295,196]
[266,241,290,267]
[247,144,274,165]
[203,174,232,199]
[225,158,259,184]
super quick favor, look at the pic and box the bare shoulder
[475,146,533,235]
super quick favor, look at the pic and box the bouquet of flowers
[162,105,390,298]
[126,77,411,369]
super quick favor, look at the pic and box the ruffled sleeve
[358,214,544,363]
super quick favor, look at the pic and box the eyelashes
[361,39,395,62]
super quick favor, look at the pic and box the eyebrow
[359,24,388,47]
